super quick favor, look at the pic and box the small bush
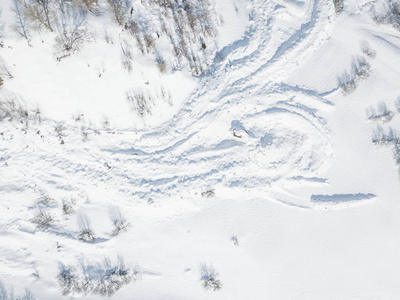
[395,97,400,113]
[338,56,371,94]
[200,264,222,291]
[360,40,376,58]
[366,101,393,122]
[374,1,400,30]
[126,89,153,117]
[109,207,130,236]
[58,256,141,296]
[32,208,54,228]
[201,189,215,198]
[62,199,74,215]
[77,213,95,242]
[0,280,35,300]
[333,0,344,14]
[231,236,239,246]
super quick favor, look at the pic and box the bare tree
[107,0,131,26]
[0,56,13,79]
[11,0,31,40]
[77,212,95,242]
[0,9,4,39]
[24,0,54,32]
[55,0,89,52]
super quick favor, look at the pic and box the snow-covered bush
[58,257,140,296]
[200,264,222,291]
[109,207,130,236]
[11,0,30,40]
[0,281,35,300]
[360,40,377,58]
[126,89,154,116]
[107,0,132,26]
[333,0,344,14]
[338,56,371,94]
[55,0,91,53]
[395,97,400,113]
[23,0,54,32]
[374,0,400,30]
[77,213,95,242]
[62,199,75,215]
[32,208,54,228]
[366,101,393,122]
[201,189,215,197]
[231,236,239,246]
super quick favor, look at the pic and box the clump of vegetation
[201,189,215,198]
[338,56,371,94]
[374,1,400,30]
[333,0,344,14]
[77,213,96,242]
[360,40,376,58]
[200,264,222,291]
[126,89,154,117]
[366,101,393,122]
[0,280,35,300]
[62,198,75,215]
[32,208,54,228]
[109,207,130,236]
[58,256,141,296]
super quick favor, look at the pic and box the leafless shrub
[143,34,155,52]
[360,40,376,58]
[231,236,239,246]
[38,192,54,206]
[23,0,54,32]
[333,0,344,14]
[366,101,393,122]
[62,199,74,214]
[126,89,153,116]
[372,125,399,144]
[120,38,133,72]
[55,1,90,52]
[395,97,400,113]
[33,208,54,228]
[201,189,215,198]
[0,10,4,39]
[353,56,371,80]
[338,56,371,94]
[57,263,79,295]
[58,256,141,296]
[0,280,36,300]
[74,0,99,12]
[374,1,400,30]
[155,50,167,73]
[77,213,95,242]
[0,56,14,79]
[54,123,66,137]
[200,264,222,291]
[128,21,145,54]
[11,0,30,40]
[107,0,132,26]
[103,27,113,44]
[109,207,130,236]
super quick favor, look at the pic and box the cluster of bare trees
[374,1,400,30]
[10,0,91,52]
[7,0,220,74]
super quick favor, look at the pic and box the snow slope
[1,0,400,299]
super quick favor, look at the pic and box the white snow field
[1,0,400,298]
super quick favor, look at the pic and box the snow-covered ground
[1,0,400,298]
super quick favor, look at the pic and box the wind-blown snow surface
[2,0,400,298]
